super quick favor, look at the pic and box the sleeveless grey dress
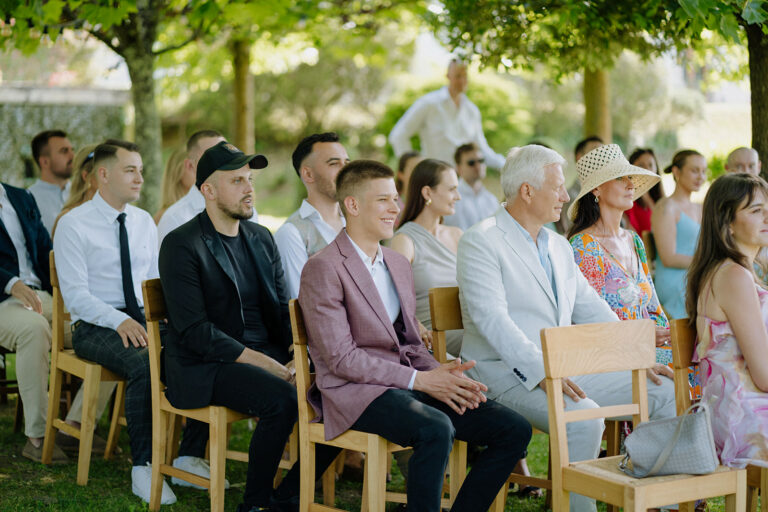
[395,222,463,357]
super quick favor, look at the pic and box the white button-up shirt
[274,199,345,299]
[157,186,259,246]
[388,86,506,169]
[442,178,499,230]
[53,191,158,330]
[346,233,417,389]
[28,179,70,235]
[0,184,42,294]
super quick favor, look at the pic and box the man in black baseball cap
[160,140,338,511]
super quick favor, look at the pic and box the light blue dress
[654,211,700,319]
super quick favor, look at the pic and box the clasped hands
[414,358,487,415]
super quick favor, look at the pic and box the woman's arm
[715,263,768,392]
[390,233,415,264]
[652,199,692,268]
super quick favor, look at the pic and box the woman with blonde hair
[154,147,190,224]
[51,143,98,237]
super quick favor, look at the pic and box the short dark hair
[186,129,223,153]
[574,136,603,160]
[292,132,340,176]
[454,142,479,165]
[93,139,140,170]
[31,130,68,166]
[335,160,394,216]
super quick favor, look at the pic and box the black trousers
[209,362,340,508]
[352,389,532,512]
[72,321,207,465]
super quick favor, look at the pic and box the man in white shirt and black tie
[53,140,207,505]
[388,58,506,170]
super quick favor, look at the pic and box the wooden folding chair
[671,318,766,512]
[290,299,465,511]
[0,346,23,432]
[543,318,746,512]
[42,251,126,485]
[142,279,297,511]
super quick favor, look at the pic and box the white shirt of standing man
[388,59,506,169]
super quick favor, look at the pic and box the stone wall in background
[0,103,125,185]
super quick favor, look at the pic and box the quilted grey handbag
[618,403,719,478]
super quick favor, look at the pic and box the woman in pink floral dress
[687,173,768,468]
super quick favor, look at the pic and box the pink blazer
[298,231,440,440]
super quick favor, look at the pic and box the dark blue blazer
[0,183,52,302]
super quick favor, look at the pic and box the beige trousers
[0,290,115,438]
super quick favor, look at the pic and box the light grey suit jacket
[457,207,617,397]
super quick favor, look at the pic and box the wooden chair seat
[43,251,126,486]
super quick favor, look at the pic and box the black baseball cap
[196,140,268,188]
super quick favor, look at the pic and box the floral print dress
[570,232,700,394]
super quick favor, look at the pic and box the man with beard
[159,141,339,511]
[29,130,75,234]
[274,132,350,299]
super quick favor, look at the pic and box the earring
[594,195,599,203]
[426,199,432,206]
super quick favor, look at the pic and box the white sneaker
[171,455,230,490]
[132,463,177,505]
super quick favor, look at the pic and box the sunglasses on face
[467,158,485,166]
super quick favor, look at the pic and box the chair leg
[209,410,228,512]
[605,421,620,512]
[364,436,388,512]
[680,502,697,512]
[104,381,124,460]
[13,395,23,433]
[490,482,509,512]
[761,468,768,512]
[725,470,747,512]
[748,486,759,512]
[546,449,552,509]
[299,433,316,511]
[322,451,341,506]
[42,366,65,465]
[76,365,101,486]
[149,407,168,512]
[449,440,467,505]
[166,415,183,465]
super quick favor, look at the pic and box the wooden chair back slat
[49,251,68,353]
[141,279,166,397]
[428,287,462,331]
[540,319,655,378]
[670,318,698,415]
[289,299,317,425]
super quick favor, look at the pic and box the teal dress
[654,212,700,319]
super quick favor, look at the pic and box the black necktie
[117,213,143,323]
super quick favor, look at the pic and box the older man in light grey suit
[457,145,676,512]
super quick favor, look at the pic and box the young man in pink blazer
[298,160,531,512]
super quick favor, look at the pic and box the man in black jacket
[159,141,337,512]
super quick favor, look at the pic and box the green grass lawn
[0,354,731,512]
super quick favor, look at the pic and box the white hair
[501,145,566,201]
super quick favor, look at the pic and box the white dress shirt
[0,184,42,294]
[442,178,499,230]
[346,233,417,389]
[388,86,506,169]
[157,186,259,245]
[274,199,345,299]
[53,191,158,330]
[28,179,70,235]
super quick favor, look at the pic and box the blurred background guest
[154,147,190,224]
[51,144,98,237]
[442,142,499,230]
[651,149,706,319]
[624,148,665,235]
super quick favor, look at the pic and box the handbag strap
[620,402,706,478]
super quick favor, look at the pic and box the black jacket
[0,183,52,302]
[158,211,292,409]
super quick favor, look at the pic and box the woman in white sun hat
[566,144,676,367]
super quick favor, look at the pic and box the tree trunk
[123,49,163,212]
[746,23,768,177]
[583,68,612,143]
[232,37,255,153]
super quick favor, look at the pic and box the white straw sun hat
[567,144,661,221]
